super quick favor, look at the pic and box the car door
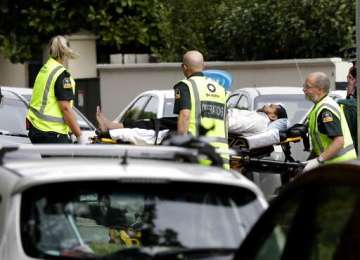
[233,163,360,260]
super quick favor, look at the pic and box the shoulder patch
[322,110,334,123]
[63,77,72,89]
[175,89,181,99]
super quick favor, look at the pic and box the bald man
[172,50,230,169]
[302,72,356,172]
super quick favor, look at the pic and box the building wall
[97,58,352,119]
[0,55,28,87]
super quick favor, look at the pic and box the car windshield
[21,181,264,259]
[254,94,313,125]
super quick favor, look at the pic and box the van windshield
[21,181,264,259]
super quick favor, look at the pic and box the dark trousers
[28,125,71,144]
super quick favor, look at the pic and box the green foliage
[210,0,356,60]
[0,0,163,63]
[0,0,356,63]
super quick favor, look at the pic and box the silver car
[0,144,267,260]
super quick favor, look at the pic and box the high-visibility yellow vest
[27,58,75,134]
[182,76,230,169]
[308,95,356,163]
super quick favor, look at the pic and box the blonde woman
[27,35,87,144]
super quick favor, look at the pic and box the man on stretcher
[94,103,289,147]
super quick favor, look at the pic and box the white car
[114,90,176,125]
[0,86,96,143]
[0,144,267,260]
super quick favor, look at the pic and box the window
[0,97,28,134]
[254,94,312,125]
[238,185,360,260]
[227,94,240,108]
[140,96,158,120]
[21,181,264,258]
[237,95,250,110]
[120,96,150,125]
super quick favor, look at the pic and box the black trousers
[28,125,71,144]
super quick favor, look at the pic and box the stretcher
[229,124,309,185]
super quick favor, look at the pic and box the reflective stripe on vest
[308,95,356,163]
[27,58,75,134]
[32,65,65,123]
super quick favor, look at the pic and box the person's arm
[173,82,191,135]
[58,100,81,138]
[317,108,344,161]
[177,109,190,135]
[320,136,344,161]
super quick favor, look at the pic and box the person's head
[181,50,204,77]
[303,72,330,103]
[346,65,357,98]
[48,35,78,65]
[257,103,288,121]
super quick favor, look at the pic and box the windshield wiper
[0,129,28,137]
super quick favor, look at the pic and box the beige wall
[97,58,352,119]
[67,33,97,79]
[0,55,28,87]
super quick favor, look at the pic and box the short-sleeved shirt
[173,72,204,114]
[317,108,342,138]
[54,71,75,101]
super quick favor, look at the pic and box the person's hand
[303,158,322,173]
[77,135,90,145]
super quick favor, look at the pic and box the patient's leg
[96,106,123,131]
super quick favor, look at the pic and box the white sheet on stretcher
[109,128,169,145]
[243,129,280,149]
[228,109,270,136]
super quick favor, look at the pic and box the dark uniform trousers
[28,124,71,144]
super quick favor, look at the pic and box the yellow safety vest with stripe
[27,58,75,135]
[182,76,230,169]
[308,95,357,163]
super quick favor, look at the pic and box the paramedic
[173,50,229,169]
[337,64,357,153]
[27,35,86,144]
[302,72,356,172]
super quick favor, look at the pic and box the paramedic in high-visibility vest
[302,72,357,172]
[27,35,87,144]
[173,50,230,169]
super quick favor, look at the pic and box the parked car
[0,86,96,144]
[234,161,360,260]
[227,86,313,126]
[0,144,267,259]
[114,89,176,126]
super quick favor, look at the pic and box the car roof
[1,144,266,202]
[1,86,33,96]
[231,86,304,96]
[138,89,174,99]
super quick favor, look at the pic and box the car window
[0,97,28,134]
[120,96,150,125]
[140,96,158,119]
[21,181,264,258]
[254,94,313,126]
[237,185,360,260]
[237,95,250,110]
[227,94,240,108]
